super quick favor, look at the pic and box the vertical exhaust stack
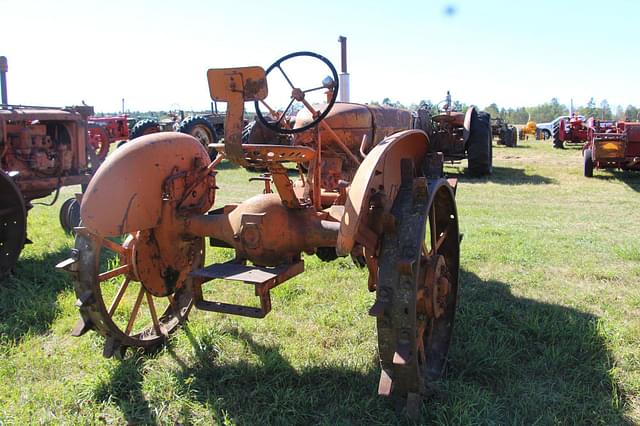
[338,36,350,103]
[0,56,8,107]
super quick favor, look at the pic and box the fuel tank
[293,102,413,154]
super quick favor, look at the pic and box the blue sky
[2,0,639,113]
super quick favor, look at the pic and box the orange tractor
[60,51,467,415]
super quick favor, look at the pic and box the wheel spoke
[303,85,325,94]
[145,291,163,336]
[277,64,295,89]
[98,264,130,282]
[276,98,295,125]
[125,285,145,335]
[430,226,450,256]
[107,277,131,317]
[99,237,127,255]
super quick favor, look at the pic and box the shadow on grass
[120,269,627,424]
[93,356,158,425]
[0,247,73,343]
[600,170,640,192]
[92,269,629,424]
[444,270,629,424]
[168,325,404,425]
[456,166,556,185]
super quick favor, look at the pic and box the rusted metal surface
[208,67,267,165]
[65,51,462,414]
[191,260,304,318]
[80,132,214,236]
[336,130,429,256]
[0,100,97,274]
[374,167,459,414]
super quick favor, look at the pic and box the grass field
[1,138,639,425]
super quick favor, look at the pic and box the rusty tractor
[0,56,96,275]
[60,51,461,415]
[582,120,640,177]
[412,93,492,176]
[491,117,517,147]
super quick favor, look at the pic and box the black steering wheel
[255,51,339,135]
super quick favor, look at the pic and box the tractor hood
[80,132,211,237]
[293,103,412,152]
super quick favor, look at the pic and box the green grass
[1,138,639,424]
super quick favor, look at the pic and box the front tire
[583,149,594,177]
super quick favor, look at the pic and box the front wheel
[375,166,459,416]
[72,229,203,357]
[552,123,563,149]
[583,149,594,177]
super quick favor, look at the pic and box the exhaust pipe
[337,36,350,102]
[0,56,7,106]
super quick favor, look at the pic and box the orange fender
[81,132,211,237]
[336,130,428,256]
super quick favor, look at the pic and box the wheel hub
[421,254,450,320]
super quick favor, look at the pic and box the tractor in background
[553,114,591,149]
[491,117,517,147]
[129,110,223,159]
[582,120,640,177]
[411,92,492,176]
[87,115,129,162]
[0,58,96,275]
[60,51,467,418]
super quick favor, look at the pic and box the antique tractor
[413,93,493,176]
[60,52,462,415]
[87,115,130,162]
[553,114,590,148]
[491,117,517,147]
[129,111,221,159]
[582,120,640,177]
[0,107,95,274]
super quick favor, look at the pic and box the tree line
[370,97,640,124]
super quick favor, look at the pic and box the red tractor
[582,120,640,177]
[553,114,591,148]
[87,115,129,163]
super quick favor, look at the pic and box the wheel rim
[376,172,459,400]
[189,124,213,148]
[73,229,202,356]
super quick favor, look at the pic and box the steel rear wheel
[375,163,459,416]
[72,229,203,358]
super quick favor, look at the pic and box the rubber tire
[583,149,594,177]
[542,129,551,140]
[0,173,26,277]
[552,123,564,149]
[130,119,160,140]
[178,116,218,161]
[467,110,492,176]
